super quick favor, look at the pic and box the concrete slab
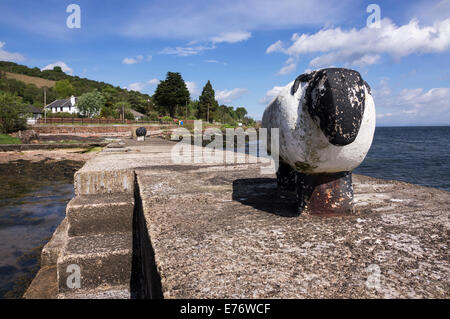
[136,164,450,299]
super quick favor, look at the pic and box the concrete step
[23,265,58,299]
[57,285,131,299]
[74,168,135,195]
[41,218,69,267]
[66,194,134,236]
[57,232,132,294]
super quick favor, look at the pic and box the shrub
[99,106,118,119]
[124,110,135,120]
[161,116,172,122]
[148,111,159,121]
[222,123,237,129]
[0,92,27,133]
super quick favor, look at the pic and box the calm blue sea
[354,126,450,191]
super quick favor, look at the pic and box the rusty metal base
[295,171,354,215]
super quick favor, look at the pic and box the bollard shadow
[232,178,299,217]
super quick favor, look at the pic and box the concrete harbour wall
[25,137,450,299]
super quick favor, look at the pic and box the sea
[354,126,450,191]
[248,126,449,191]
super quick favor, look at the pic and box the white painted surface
[262,79,376,173]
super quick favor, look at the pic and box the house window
[60,107,63,111]
[69,106,71,111]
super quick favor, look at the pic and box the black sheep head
[292,68,371,146]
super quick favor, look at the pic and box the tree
[198,80,218,122]
[128,91,149,115]
[77,90,105,118]
[113,101,131,120]
[23,84,40,104]
[54,79,74,99]
[154,72,190,118]
[187,100,199,119]
[235,107,248,121]
[0,92,27,133]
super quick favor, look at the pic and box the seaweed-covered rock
[16,130,39,144]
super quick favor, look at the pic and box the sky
[0,0,449,126]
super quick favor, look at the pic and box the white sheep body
[262,80,376,173]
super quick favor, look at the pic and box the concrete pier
[25,138,450,299]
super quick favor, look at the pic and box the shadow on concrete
[232,178,300,217]
[130,178,163,299]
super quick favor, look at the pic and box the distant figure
[262,68,376,215]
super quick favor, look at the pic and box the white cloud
[267,18,450,69]
[127,82,147,92]
[276,62,297,76]
[0,42,25,62]
[266,40,284,54]
[160,44,216,56]
[204,59,227,65]
[259,86,285,104]
[211,31,251,43]
[122,55,152,64]
[41,61,73,75]
[126,78,160,92]
[373,79,450,125]
[216,88,248,104]
[407,0,450,24]
[376,113,393,119]
[160,31,251,57]
[185,81,199,98]
[147,78,160,85]
[160,32,251,56]
[395,87,450,108]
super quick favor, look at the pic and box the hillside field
[4,72,55,88]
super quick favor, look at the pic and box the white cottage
[45,96,78,114]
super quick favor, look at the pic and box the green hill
[0,61,153,113]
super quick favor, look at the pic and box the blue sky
[0,0,449,125]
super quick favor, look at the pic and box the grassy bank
[0,134,21,144]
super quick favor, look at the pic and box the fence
[36,117,176,125]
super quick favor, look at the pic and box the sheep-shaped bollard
[135,127,147,141]
[262,68,376,215]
